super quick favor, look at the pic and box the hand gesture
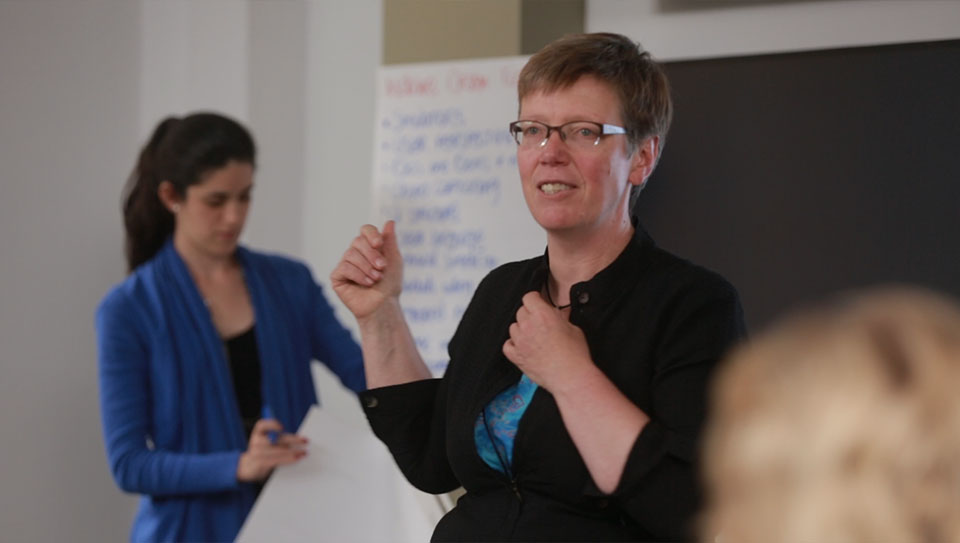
[330,221,403,320]
[503,291,593,394]
[236,418,308,483]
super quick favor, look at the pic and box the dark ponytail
[121,112,256,272]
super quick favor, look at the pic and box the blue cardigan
[96,241,365,542]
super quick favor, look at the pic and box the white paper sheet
[237,404,435,542]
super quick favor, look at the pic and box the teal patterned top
[474,373,539,474]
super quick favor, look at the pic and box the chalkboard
[373,41,960,368]
[373,57,541,375]
[640,39,960,328]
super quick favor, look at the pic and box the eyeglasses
[509,120,627,150]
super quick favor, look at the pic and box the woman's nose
[223,202,247,225]
[538,129,569,162]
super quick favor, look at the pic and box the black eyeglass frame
[508,120,628,148]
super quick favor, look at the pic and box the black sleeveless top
[224,326,262,441]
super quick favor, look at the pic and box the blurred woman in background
[96,112,365,542]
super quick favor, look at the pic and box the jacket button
[364,396,379,408]
[597,499,608,509]
[578,292,590,304]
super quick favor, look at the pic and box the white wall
[301,0,382,425]
[587,0,960,61]
[0,2,141,541]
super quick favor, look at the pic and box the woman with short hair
[332,33,746,541]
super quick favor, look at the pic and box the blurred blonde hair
[701,286,960,543]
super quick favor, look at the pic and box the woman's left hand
[236,418,308,483]
[503,291,593,393]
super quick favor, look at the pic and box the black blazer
[361,225,747,541]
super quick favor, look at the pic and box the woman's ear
[157,181,182,213]
[628,136,660,188]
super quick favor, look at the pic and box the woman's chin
[536,218,581,236]
[205,239,239,258]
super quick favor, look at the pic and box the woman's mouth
[539,182,573,195]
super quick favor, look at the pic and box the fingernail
[375,258,386,268]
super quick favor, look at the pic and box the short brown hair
[518,32,673,150]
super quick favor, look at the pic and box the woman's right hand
[330,220,404,320]
[236,418,308,483]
